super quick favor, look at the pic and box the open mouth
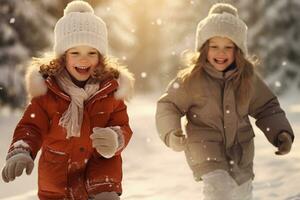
[74,66,91,74]
[214,58,228,64]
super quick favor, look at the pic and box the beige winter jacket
[156,63,294,185]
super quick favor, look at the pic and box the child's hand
[2,152,34,183]
[168,131,187,152]
[275,132,292,155]
[90,127,119,158]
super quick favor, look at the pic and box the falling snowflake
[282,61,287,66]
[105,176,109,182]
[30,113,35,118]
[9,18,15,24]
[229,160,235,165]
[266,127,270,132]
[193,114,197,118]
[206,157,211,161]
[131,28,136,33]
[275,81,281,87]
[226,110,230,114]
[172,82,180,89]
[141,72,147,78]
[106,7,111,12]
[171,51,176,56]
[190,0,195,4]
[146,137,151,143]
[122,56,127,61]
[156,18,162,26]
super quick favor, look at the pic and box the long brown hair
[178,41,257,104]
[37,52,120,82]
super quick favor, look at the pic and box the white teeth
[75,66,89,69]
[215,58,227,64]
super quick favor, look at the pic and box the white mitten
[90,127,120,158]
[168,131,187,152]
[2,151,34,183]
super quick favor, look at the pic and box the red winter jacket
[7,64,134,199]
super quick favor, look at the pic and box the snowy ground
[0,91,299,200]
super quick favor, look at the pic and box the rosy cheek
[66,61,73,68]
[66,58,77,67]
[93,59,99,66]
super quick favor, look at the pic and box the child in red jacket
[2,1,134,199]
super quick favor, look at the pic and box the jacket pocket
[43,147,68,163]
[38,147,68,194]
[237,126,255,167]
[186,140,226,166]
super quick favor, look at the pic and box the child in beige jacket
[156,3,294,200]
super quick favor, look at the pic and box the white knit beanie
[54,0,108,56]
[195,3,248,55]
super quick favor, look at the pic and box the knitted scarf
[55,69,99,139]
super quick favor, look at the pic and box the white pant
[90,192,120,200]
[201,170,253,200]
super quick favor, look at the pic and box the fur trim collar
[25,61,135,101]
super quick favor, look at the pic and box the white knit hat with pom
[54,0,107,56]
[195,3,248,55]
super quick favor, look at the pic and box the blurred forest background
[0,0,299,108]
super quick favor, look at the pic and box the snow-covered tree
[237,0,300,94]
[0,0,57,107]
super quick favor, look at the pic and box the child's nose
[79,57,89,65]
[217,49,227,55]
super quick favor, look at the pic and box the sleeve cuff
[6,147,31,160]
[110,126,125,151]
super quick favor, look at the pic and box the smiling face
[65,45,99,81]
[207,36,236,72]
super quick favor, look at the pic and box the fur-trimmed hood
[25,60,135,101]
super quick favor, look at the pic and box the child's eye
[89,52,97,55]
[70,52,79,55]
[209,46,218,49]
[226,46,234,49]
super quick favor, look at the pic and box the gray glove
[275,131,293,155]
[167,131,187,152]
[90,127,119,158]
[2,152,34,183]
